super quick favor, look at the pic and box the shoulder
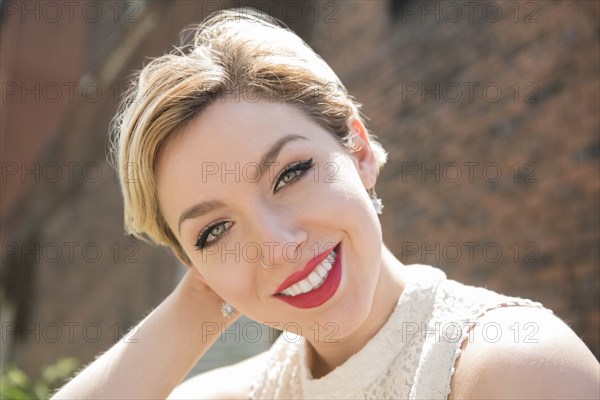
[167,351,270,400]
[449,306,600,399]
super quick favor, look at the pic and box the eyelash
[194,158,314,251]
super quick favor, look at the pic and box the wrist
[172,269,240,331]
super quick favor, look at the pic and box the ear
[347,117,378,190]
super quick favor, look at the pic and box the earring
[368,188,384,215]
[221,302,236,318]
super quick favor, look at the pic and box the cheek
[323,158,383,244]
[324,169,373,216]
[200,263,257,302]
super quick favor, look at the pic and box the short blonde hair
[109,8,388,265]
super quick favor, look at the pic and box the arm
[167,350,270,400]
[52,268,239,400]
[450,306,600,399]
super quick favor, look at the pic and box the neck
[306,244,407,379]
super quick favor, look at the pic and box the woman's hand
[52,267,239,399]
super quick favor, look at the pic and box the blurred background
[1,0,598,396]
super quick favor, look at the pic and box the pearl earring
[221,302,236,318]
[369,188,383,215]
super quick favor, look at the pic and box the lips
[273,243,342,309]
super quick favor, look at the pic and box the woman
[53,9,599,400]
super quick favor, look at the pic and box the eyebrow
[177,134,308,234]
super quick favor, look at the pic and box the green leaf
[6,366,30,388]
[41,357,79,383]
[1,385,32,400]
[33,381,49,399]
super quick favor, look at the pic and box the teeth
[316,265,328,278]
[290,283,302,296]
[323,254,334,271]
[307,271,321,287]
[279,250,337,296]
[298,280,312,293]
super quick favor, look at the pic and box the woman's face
[156,98,383,340]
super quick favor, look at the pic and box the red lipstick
[274,245,335,294]
[273,243,342,309]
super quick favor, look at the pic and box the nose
[250,205,308,268]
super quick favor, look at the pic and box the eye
[274,158,314,193]
[195,221,233,251]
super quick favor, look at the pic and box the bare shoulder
[450,306,600,399]
[167,351,270,400]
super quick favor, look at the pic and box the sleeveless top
[250,264,551,399]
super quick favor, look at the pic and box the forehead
[161,99,328,162]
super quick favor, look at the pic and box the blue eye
[273,158,314,193]
[195,221,233,251]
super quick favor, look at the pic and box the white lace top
[250,264,550,399]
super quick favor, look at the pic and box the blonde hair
[109,8,388,265]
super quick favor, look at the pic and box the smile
[279,249,335,296]
[273,243,342,309]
